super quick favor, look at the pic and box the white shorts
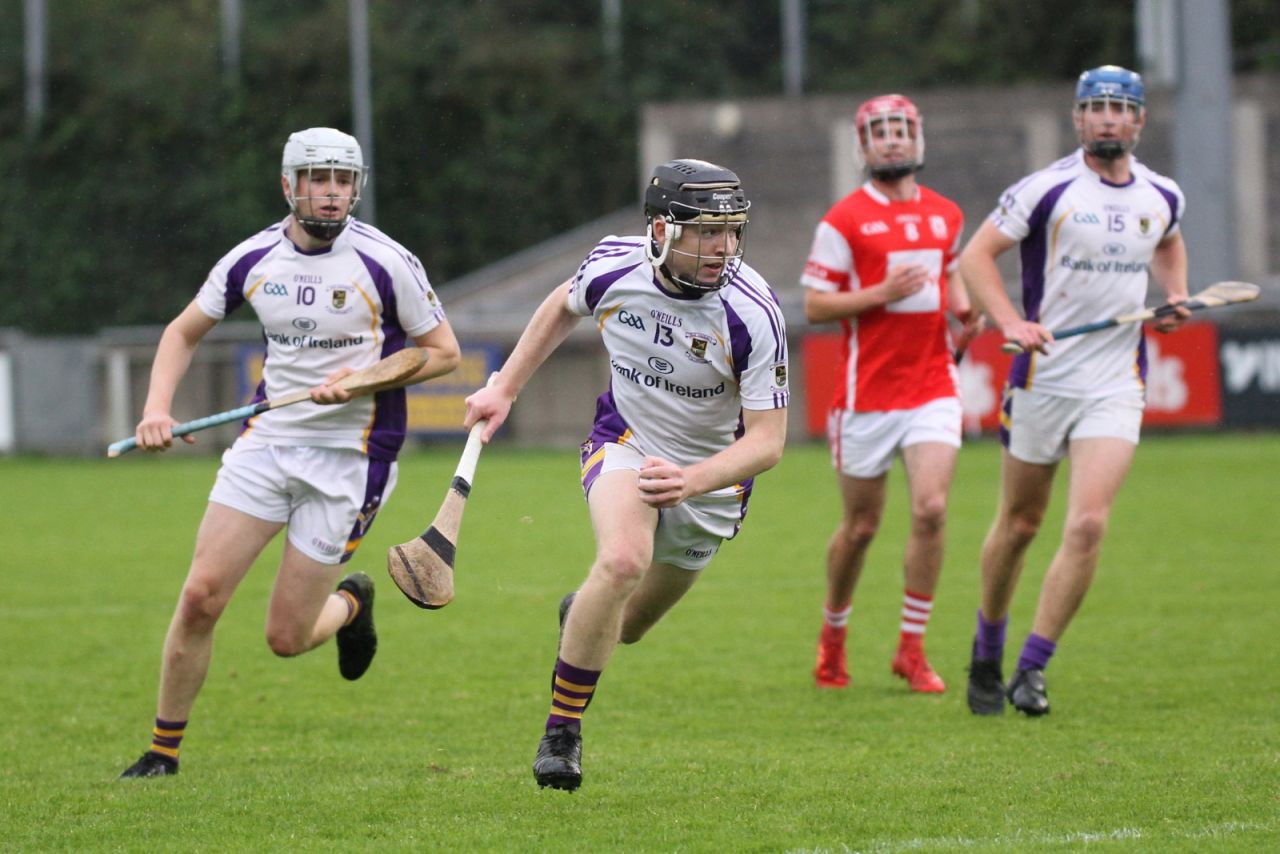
[1001,386,1144,464]
[579,441,744,572]
[827,397,962,478]
[209,442,397,565]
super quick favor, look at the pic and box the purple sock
[1016,633,1057,672]
[973,610,1007,661]
[546,657,600,734]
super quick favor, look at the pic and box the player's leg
[814,472,887,687]
[1030,437,1134,640]
[618,563,700,644]
[263,543,345,656]
[264,447,395,680]
[980,452,1058,622]
[559,468,659,670]
[120,503,282,778]
[1004,437,1136,716]
[534,466,657,791]
[966,449,1057,715]
[814,409,897,687]
[1007,390,1142,716]
[616,497,726,644]
[892,439,959,693]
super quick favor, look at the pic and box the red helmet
[854,94,924,180]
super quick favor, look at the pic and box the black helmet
[643,159,750,293]
[644,159,749,222]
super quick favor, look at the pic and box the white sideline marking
[784,820,1275,853]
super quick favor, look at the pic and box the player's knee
[839,516,879,549]
[618,623,649,645]
[910,495,947,533]
[175,581,228,630]
[1004,510,1043,545]
[264,626,309,658]
[1064,511,1108,552]
[592,548,649,589]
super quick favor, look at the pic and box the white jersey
[567,236,789,500]
[992,149,1185,397]
[196,217,446,460]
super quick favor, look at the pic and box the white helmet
[281,127,367,240]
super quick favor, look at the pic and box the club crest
[325,286,354,314]
[774,363,788,388]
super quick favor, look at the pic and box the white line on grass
[784,819,1276,853]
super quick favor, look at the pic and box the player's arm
[803,265,929,324]
[1149,231,1192,333]
[463,277,581,442]
[637,407,787,509]
[135,299,219,451]
[945,267,985,354]
[310,319,461,404]
[959,220,1050,353]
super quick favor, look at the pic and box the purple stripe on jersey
[580,386,631,497]
[584,263,642,313]
[587,386,630,446]
[355,249,411,460]
[579,441,607,497]
[586,242,640,263]
[350,221,430,293]
[339,458,393,563]
[723,301,752,383]
[223,245,275,316]
[998,386,1014,447]
[1149,181,1181,236]
[1136,330,1149,385]
[1017,178,1075,324]
[1008,351,1034,390]
[726,275,787,363]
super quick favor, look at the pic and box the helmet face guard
[1074,66,1145,160]
[281,128,368,241]
[643,160,750,293]
[855,94,924,181]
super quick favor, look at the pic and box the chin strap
[298,217,349,241]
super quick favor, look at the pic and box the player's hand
[1001,319,1052,354]
[310,367,355,405]
[880,264,929,304]
[1152,298,1192,334]
[637,456,689,508]
[952,307,987,358]
[135,411,195,452]
[463,379,515,443]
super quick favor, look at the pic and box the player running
[464,159,788,791]
[801,94,981,694]
[118,128,460,778]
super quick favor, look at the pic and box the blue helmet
[1074,66,1145,160]
[1075,65,1145,108]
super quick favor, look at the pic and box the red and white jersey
[801,182,963,412]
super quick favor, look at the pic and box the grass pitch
[1,435,1277,852]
